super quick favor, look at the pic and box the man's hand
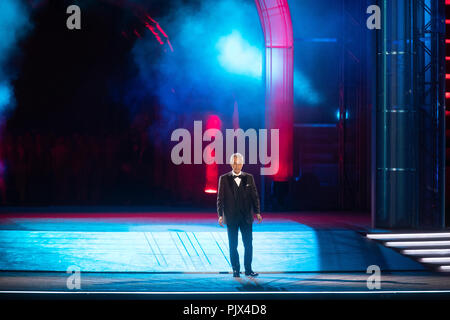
[256,214,262,224]
[218,216,224,227]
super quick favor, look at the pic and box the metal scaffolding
[374,0,445,229]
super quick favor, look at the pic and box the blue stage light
[0,0,31,115]
[216,30,262,79]
[0,83,11,112]
[336,109,349,120]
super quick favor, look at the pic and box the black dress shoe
[233,271,240,278]
[245,271,258,277]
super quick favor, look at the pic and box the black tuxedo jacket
[217,171,260,225]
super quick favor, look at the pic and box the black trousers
[226,216,253,272]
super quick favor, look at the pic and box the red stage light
[204,115,222,194]
[145,23,164,45]
[142,14,173,52]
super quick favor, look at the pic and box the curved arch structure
[255,0,294,181]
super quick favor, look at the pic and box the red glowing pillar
[255,0,294,181]
[204,115,222,193]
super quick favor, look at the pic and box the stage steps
[446,112,450,227]
[366,232,450,273]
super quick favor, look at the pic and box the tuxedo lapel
[241,173,248,188]
[227,173,234,188]
[227,173,236,199]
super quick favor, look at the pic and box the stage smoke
[0,0,32,115]
[129,0,264,139]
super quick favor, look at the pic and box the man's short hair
[230,153,244,165]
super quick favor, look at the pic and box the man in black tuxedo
[217,153,262,278]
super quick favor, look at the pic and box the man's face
[231,156,243,174]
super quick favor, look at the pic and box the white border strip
[420,257,450,264]
[367,233,450,240]
[385,241,450,247]
[403,249,450,255]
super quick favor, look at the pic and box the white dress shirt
[232,171,242,187]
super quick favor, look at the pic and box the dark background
[0,0,373,213]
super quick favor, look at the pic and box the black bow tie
[233,175,242,179]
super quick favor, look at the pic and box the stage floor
[0,208,449,295]
[1,271,450,295]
